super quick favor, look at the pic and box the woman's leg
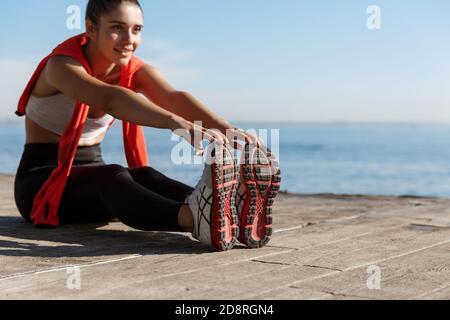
[127,166,195,232]
[14,167,55,223]
[127,166,194,202]
[58,164,189,232]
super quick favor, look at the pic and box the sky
[0,0,449,123]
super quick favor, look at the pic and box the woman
[14,0,280,252]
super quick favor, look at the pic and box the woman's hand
[216,118,264,150]
[170,115,229,155]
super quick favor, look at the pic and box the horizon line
[1,118,450,126]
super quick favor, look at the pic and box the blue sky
[0,0,449,123]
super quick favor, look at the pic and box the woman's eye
[112,25,122,30]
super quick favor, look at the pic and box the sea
[1,120,450,198]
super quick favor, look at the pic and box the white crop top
[26,93,114,143]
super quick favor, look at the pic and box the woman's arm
[135,64,256,145]
[44,56,225,151]
[46,56,178,130]
[135,65,232,131]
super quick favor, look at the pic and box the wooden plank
[0,247,296,299]
[1,225,447,299]
[249,242,450,300]
[2,174,449,299]
[254,225,450,271]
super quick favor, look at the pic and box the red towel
[16,33,149,227]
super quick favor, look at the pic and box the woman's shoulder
[31,58,73,97]
[46,56,85,76]
[32,56,89,97]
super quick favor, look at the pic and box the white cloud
[0,60,35,120]
[4,47,447,124]
[0,41,204,121]
[139,38,204,88]
[195,89,450,124]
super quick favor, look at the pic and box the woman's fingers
[236,130,254,145]
[208,129,229,144]
[189,127,222,155]
[201,130,218,143]
[226,128,264,148]
[181,121,269,155]
[186,131,204,156]
[246,132,262,147]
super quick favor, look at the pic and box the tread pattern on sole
[210,143,240,251]
[239,144,281,249]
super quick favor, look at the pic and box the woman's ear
[85,19,97,39]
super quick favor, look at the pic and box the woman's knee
[100,164,136,188]
[129,166,163,182]
[102,164,125,172]
[70,164,132,187]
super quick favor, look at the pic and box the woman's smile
[114,48,133,57]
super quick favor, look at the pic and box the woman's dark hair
[86,0,143,26]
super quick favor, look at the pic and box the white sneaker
[185,142,239,251]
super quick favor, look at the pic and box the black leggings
[14,144,194,231]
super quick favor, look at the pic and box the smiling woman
[13,0,280,253]
[85,0,144,67]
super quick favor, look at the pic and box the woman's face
[87,2,144,67]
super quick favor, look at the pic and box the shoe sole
[239,144,281,248]
[210,143,240,251]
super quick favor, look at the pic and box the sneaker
[236,143,281,248]
[185,142,239,251]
